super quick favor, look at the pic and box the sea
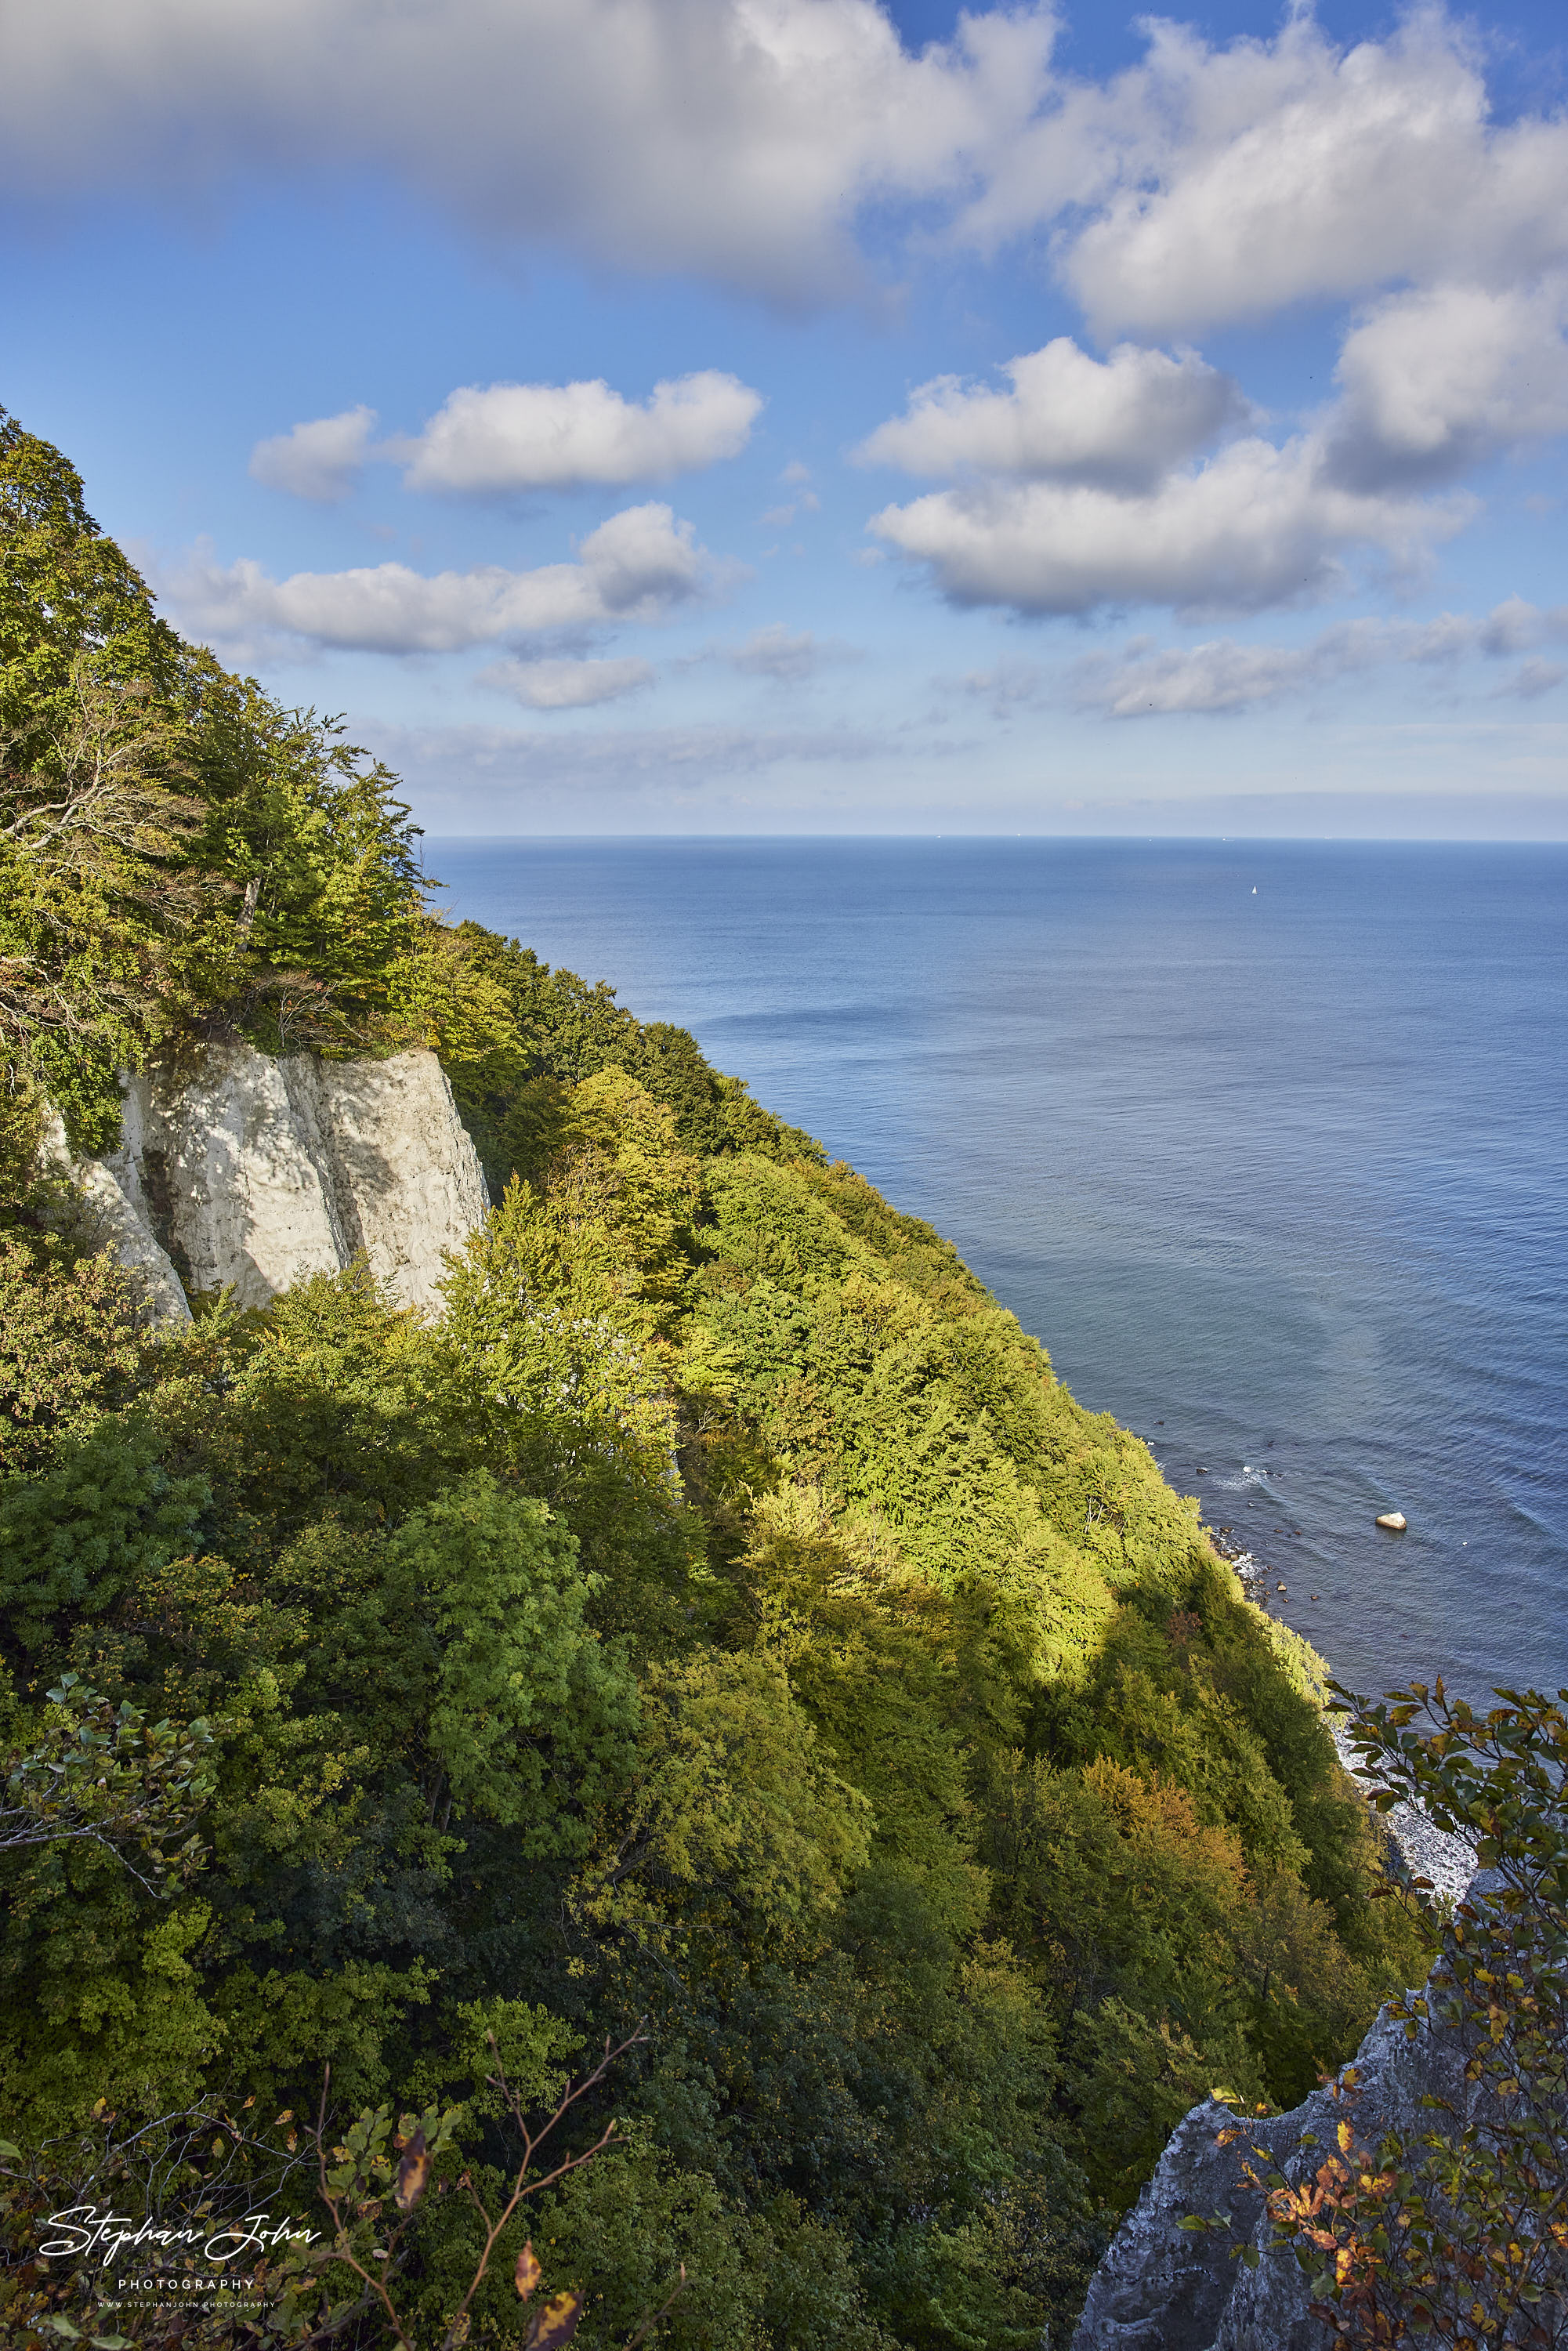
[429,836,1568,1709]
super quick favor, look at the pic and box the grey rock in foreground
[54,1042,489,1318]
[1070,2001,1468,2349]
[1072,1732,1488,2350]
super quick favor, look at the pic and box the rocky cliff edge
[1068,1992,1473,2350]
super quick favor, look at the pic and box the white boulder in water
[1376,1509,1408,1531]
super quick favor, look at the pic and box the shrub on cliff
[1256,1683,1568,2346]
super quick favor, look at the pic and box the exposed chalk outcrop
[43,1107,193,1326]
[57,1042,489,1319]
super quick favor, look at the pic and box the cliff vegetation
[0,411,1436,2348]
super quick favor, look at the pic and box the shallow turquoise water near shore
[430,836,1568,1706]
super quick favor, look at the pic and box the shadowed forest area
[0,410,1438,2348]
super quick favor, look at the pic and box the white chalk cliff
[49,1042,490,1322]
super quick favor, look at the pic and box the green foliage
[0,406,1452,2346]
[0,1068,1430,2343]
[400,1473,638,1849]
[0,1214,146,1474]
[427,922,822,1201]
[0,650,203,1146]
[178,669,426,1059]
[0,1418,211,1653]
[0,410,436,1147]
[0,408,183,768]
[1,1670,215,1893]
[574,1648,872,1970]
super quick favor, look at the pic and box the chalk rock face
[66,1043,488,1318]
[43,1107,193,1326]
[1069,1992,1475,2350]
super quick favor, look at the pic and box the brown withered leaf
[524,2288,584,2349]
[393,2127,430,2213]
[515,2241,542,2300]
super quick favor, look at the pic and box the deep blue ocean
[429,837,1568,1708]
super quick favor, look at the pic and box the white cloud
[478,655,655,708]
[759,490,820,525]
[1324,278,1568,490]
[248,405,377,502]
[1479,596,1567,657]
[869,435,1460,621]
[165,503,710,655]
[0,0,1056,305]
[961,13,1568,339]
[720,623,856,681]
[1500,660,1568,700]
[7,1,1566,342]
[1070,601,1568,715]
[397,371,761,492]
[364,715,886,800]
[957,657,1047,716]
[1070,629,1379,716]
[856,339,1246,490]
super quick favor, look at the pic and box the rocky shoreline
[1327,1719,1476,1908]
[1209,1530,1477,1907]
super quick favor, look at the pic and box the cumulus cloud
[961,13,1568,339]
[248,405,377,502]
[0,0,1056,305]
[1324,279,1568,491]
[477,655,655,708]
[166,503,710,655]
[856,340,1246,491]
[1070,601,1568,715]
[397,371,761,492]
[860,289,1567,624]
[869,436,1460,621]
[7,0,1568,342]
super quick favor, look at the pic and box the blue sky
[4,0,1567,835]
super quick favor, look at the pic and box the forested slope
[0,410,1431,2349]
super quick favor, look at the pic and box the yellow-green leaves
[573,1650,871,1964]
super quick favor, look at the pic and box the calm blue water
[429,838,1568,1707]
